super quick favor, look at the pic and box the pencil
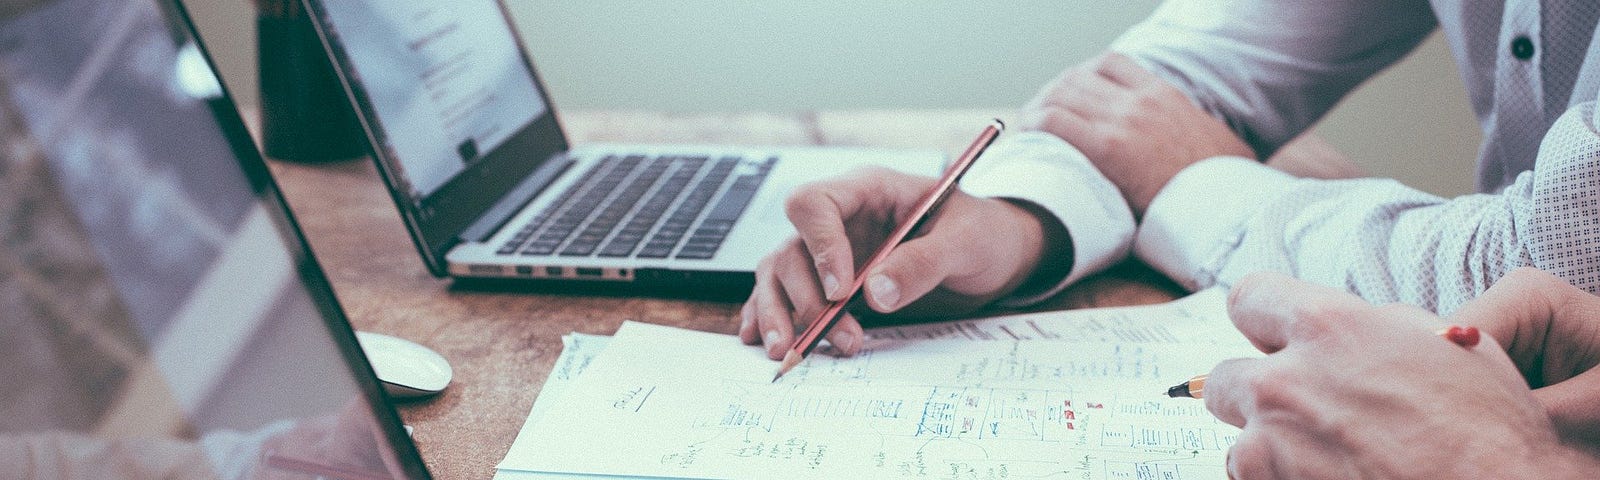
[772,119,1006,382]
[1164,325,1482,399]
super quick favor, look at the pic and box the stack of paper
[495,288,1256,479]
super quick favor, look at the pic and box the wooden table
[264,110,1184,479]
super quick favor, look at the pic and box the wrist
[994,198,1074,300]
[1126,157,1209,219]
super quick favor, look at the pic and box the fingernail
[868,274,900,311]
[822,273,841,299]
[764,330,781,346]
[740,310,753,332]
[839,335,857,356]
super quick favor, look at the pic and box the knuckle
[1090,53,1116,74]
[854,165,899,181]
[755,249,785,276]
[783,187,818,215]
[1285,301,1350,339]
[1087,124,1130,156]
[1130,94,1163,114]
[1227,435,1273,479]
[1034,110,1074,139]
[754,300,788,329]
[1017,107,1051,131]
[755,255,776,277]
[1508,265,1559,288]
[1246,366,1305,412]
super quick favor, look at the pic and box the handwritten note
[497,288,1257,479]
[865,287,1236,344]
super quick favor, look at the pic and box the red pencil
[772,120,1005,382]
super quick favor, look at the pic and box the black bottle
[255,0,364,162]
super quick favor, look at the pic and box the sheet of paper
[865,287,1237,345]
[493,333,622,480]
[499,290,1257,479]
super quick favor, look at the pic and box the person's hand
[1020,52,1253,218]
[739,167,1068,360]
[1205,272,1599,479]
[1448,267,1600,451]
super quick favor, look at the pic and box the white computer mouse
[354,331,453,399]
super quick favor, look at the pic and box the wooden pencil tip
[771,350,802,383]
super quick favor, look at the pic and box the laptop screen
[307,0,569,273]
[313,1,546,199]
[0,0,425,478]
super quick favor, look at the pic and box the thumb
[861,235,958,313]
[1446,268,1559,377]
[1531,366,1600,448]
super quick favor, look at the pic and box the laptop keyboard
[494,154,776,260]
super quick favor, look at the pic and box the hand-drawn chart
[500,307,1254,479]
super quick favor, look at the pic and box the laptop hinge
[459,153,576,243]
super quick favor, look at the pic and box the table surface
[263,110,1184,479]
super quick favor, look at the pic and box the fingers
[822,313,865,357]
[748,241,804,359]
[1094,52,1159,89]
[1201,357,1265,427]
[1018,106,1094,146]
[860,238,934,313]
[744,237,868,359]
[1033,67,1125,117]
[1022,66,1122,149]
[1532,366,1600,447]
[1226,272,1368,353]
[1227,429,1277,480]
[1448,267,1565,372]
[738,300,759,344]
[859,211,987,313]
[784,173,903,301]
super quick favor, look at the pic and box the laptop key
[561,242,599,256]
[636,244,673,259]
[706,176,764,222]
[520,240,560,256]
[674,246,717,260]
[597,242,639,257]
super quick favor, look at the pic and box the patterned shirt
[962,0,1600,313]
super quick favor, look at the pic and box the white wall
[189,0,1481,196]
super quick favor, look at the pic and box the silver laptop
[0,0,428,477]
[301,0,944,292]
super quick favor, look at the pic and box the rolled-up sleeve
[961,131,1136,305]
[1111,0,1438,159]
[1138,102,1600,314]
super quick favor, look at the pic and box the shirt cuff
[960,131,1136,306]
[1136,156,1295,291]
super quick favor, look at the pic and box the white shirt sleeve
[960,131,1135,306]
[1110,0,1437,158]
[1138,102,1600,314]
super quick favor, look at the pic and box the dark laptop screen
[307,0,569,273]
[0,0,424,478]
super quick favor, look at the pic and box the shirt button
[1511,35,1535,60]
